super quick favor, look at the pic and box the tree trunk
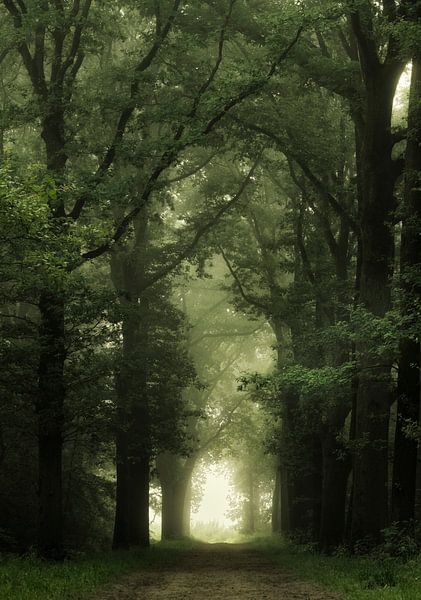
[271,461,282,533]
[288,434,322,540]
[393,57,421,523]
[111,213,151,549]
[161,477,190,539]
[319,431,351,551]
[35,98,68,558]
[157,453,195,540]
[272,318,294,535]
[393,340,420,521]
[128,456,150,546]
[415,348,421,520]
[242,469,256,534]
[37,291,66,559]
[350,63,403,544]
[112,398,151,548]
[183,476,193,537]
[112,428,130,549]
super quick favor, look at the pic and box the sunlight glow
[192,465,235,527]
[393,62,412,114]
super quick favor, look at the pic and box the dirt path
[89,543,342,600]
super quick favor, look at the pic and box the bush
[379,522,421,559]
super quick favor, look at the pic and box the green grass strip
[0,541,193,600]
[251,536,421,600]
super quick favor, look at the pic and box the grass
[3,536,421,600]
[0,541,192,600]
[251,536,421,600]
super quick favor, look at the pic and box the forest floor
[88,542,341,600]
[2,538,421,599]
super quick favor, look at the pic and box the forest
[0,0,421,598]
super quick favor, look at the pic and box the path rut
[89,543,342,600]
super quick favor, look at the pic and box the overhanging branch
[219,245,268,311]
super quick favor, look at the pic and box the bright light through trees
[191,465,235,529]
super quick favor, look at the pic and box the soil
[88,543,342,600]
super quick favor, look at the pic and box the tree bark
[392,57,421,523]
[271,318,294,535]
[289,434,322,539]
[128,455,150,546]
[111,211,151,549]
[157,452,195,539]
[37,292,66,559]
[271,461,282,533]
[319,431,351,551]
[350,63,403,542]
[112,427,130,549]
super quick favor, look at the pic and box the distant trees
[156,269,270,540]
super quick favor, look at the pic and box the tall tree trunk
[242,469,257,534]
[112,427,130,549]
[319,430,351,551]
[290,434,322,539]
[37,291,66,559]
[272,319,294,534]
[128,456,150,546]
[157,453,195,540]
[161,477,190,539]
[271,460,282,533]
[350,64,403,542]
[36,104,68,557]
[113,366,150,548]
[183,475,193,537]
[111,211,151,548]
[416,353,421,520]
[392,57,421,522]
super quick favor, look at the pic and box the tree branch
[315,27,330,58]
[58,0,92,83]
[288,159,339,260]
[33,1,48,87]
[233,116,359,234]
[190,326,261,348]
[219,245,268,311]
[139,157,261,289]
[187,0,236,120]
[72,19,302,226]
[154,0,162,36]
[69,0,182,219]
[295,204,316,286]
[337,24,355,61]
[349,8,380,77]
[198,397,246,454]
[165,151,217,184]
[2,0,48,97]
[203,25,303,135]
